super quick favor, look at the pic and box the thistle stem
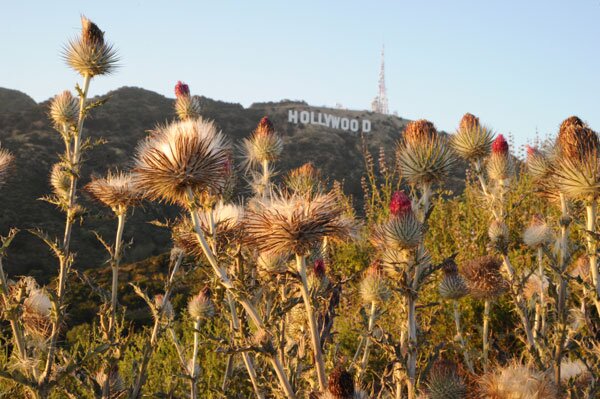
[453,300,474,373]
[42,73,92,384]
[261,159,270,198]
[110,211,126,334]
[190,318,202,399]
[0,258,27,363]
[358,301,377,381]
[185,188,294,397]
[585,202,600,316]
[537,247,546,336]
[482,299,490,372]
[295,254,327,391]
[406,295,417,399]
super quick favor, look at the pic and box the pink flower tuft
[175,81,190,98]
[313,258,326,278]
[491,134,509,155]
[389,191,412,217]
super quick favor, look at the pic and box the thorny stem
[453,300,474,373]
[585,202,600,316]
[42,73,92,384]
[261,159,270,198]
[536,247,546,337]
[185,188,294,397]
[0,258,27,363]
[554,193,570,386]
[482,299,491,372]
[295,254,328,391]
[406,295,417,399]
[190,318,202,399]
[358,301,377,381]
[110,211,126,334]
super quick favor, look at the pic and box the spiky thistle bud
[187,286,214,320]
[488,219,509,252]
[256,251,288,278]
[175,81,190,98]
[64,16,118,77]
[461,256,507,300]
[451,113,494,162]
[486,134,514,181]
[252,328,276,355]
[554,117,600,200]
[403,119,437,145]
[438,259,468,300]
[397,119,456,185]
[359,261,391,303]
[425,360,467,399]
[372,199,423,250]
[85,171,140,214]
[525,145,552,181]
[308,258,330,294]
[242,116,283,168]
[285,162,322,195]
[479,363,558,399]
[133,118,231,205]
[523,273,549,302]
[390,190,412,217]
[523,215,552,248]
[557,116,599,162]
[0,148,14,188]
[174,81,201,121]
[49,91,79,127]
[154,294,174,322]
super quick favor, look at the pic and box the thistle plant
[245,191,354,391]
[460,256,507,370]
[242,116,283,197]
[174,81,202,121]
[452,116,539,361]
[437,260,473,373]
[133,117,295,397]
[478,363,558,399]
[187,286,215,398]
[424,360,467,399]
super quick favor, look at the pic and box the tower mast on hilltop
[371,45,389,114]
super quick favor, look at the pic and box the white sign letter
[300,111,310,124]
[341,118,350,130]
[288,110,298,123]
[362,119,371,133]
[350,119,359,132]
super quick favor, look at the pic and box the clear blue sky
[1,1,599,149]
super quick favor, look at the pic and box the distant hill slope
[0,86,465,279]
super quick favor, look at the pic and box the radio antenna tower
[371,45,389,114]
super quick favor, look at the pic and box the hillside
[0,86,465,279]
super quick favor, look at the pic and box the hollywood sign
[288,109,372,133]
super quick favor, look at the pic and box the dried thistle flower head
[397,120,456,185]
[94,365,126,397]
[479,363,558,399]
[252,328,276,355]
[461,256,507,300]
[133,118,231,205]
[389,190,412,217]
[559,359,591,384]
[557,116,599,162]
[486,134,514,181]
[245,192,353,256]
[187,286,215,320]
[256,251,288,277]
[22,288,53,340]
[523,215,552,248]
[568,255,591,282]
[153,294,174,321]
[403,119,437,146]
[0,148,14,188]
[86,171,140,213]
[425,359,467,399]
[553,120,600,200]
[50,163,71,203]
[525,146,552,182]
[174,81,201,121]
[285,162,322,195]
[438,259,468,300]
[371,204,423,250]
[451,113,494,162]
[523,273,549,302]
[49,91,79,127]
[64,16,118,77]
[326,367,355,399]
[359,261,390,303]
[242,116,283,169]
[488,220,509,249]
